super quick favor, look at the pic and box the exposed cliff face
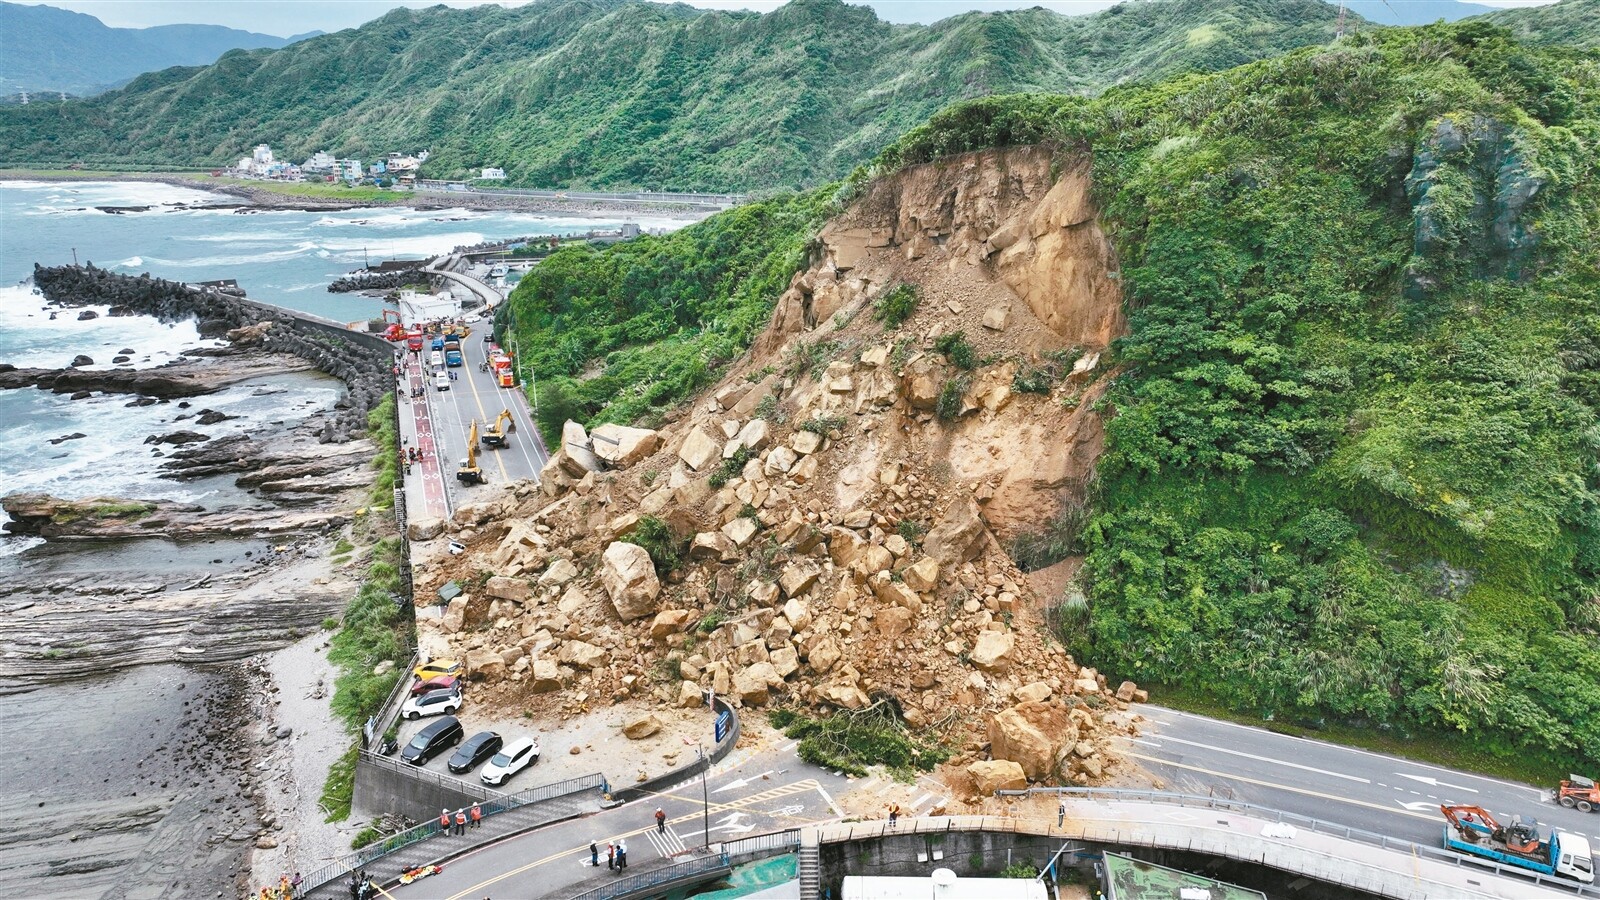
[418,146,1136,788]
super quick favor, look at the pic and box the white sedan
[480,736,540,786]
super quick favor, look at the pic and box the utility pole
[71,247,78,266]
[699,742,710,850]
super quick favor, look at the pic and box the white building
[335,158,363,181]
[480,167,507,180]
[252,144,275,166]
[396,290,462,327]
[303,151,336,172]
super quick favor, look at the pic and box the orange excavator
[1560,775,1599,813]
[1442,805,1543,856]
[1439,803,1593,883]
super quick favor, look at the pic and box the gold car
[412,659,463,681]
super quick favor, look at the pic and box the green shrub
[799,415,846,434]
[320,743,359,822]
[1008,502,1091,572]
[709,446,755,488]
[698,610,727,633]
[623,515,685,574]
[934,331,975,370]
[769,703,948,779]
[936,376,970,421]
[896,520,926,545]
[875,283,920,327]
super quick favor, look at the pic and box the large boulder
[529,658,565,693]
[622,712,663,740]
[650,609,693,640]
[677,426,720,471]
[558,640,607,670]
[733,661,782,706]
[923,494,988,565]
[539,557,579,586]
[465,647,507,681]
[969,631,1015,672]
[967,759,1028,794]
[988,701,1077,781]
[601,541,660,621]
[407,518,446,541]
[591,424,662,467]
[484,576,532,604]
[778,562,821,598]
[559,420,603,474]
[441,596,469,633]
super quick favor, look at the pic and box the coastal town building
[479,167,506,180]
[335,158,363,181]
[302,150,336,173]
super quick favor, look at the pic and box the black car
[401,716,463,766]
[447,730,503,774]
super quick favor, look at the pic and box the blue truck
[1442,805,1594,883]
[431,336,446,352]
[445,348,463,367]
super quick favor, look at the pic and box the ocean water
[0,180,680,554]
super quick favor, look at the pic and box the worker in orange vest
[454,808,467,836]
[438,808,450,834]
[470,803,482,829]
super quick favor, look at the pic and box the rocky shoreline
[32,264,391,441]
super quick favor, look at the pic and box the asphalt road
[389,740,855,900]
[1128,706,1598,856]
[420,326,548,508]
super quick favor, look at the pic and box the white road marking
[713,770,773,793]
[815,782,842,817]
[780,741,799,753]
[1147,734,1371,783]
[1396,800,1438,812]
[1397,773,1478,794]
[911,793,933,810]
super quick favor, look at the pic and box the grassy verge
[210,176,403,203]
[1145,682,1565,788]
[317,395,414,822]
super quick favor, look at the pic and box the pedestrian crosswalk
[644,824,688,857]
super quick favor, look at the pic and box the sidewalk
[395,351,448,523]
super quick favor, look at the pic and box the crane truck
[480,410,514,449]
[1441,804,1594,883]
[457,421,485,484]
[1560,775,1599,813]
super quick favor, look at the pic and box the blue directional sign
[715,710,731,743]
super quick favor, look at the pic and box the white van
[435,371,450,392]
[429,350,444,368]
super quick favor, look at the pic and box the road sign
[715,710,731,743]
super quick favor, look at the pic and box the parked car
[481,736,541,786]
[401,716,463,765]
[435,371,450,391]
[413,659,462,681]
[401,687,462,720]
[410,675,460,697]
[447,731,503,774]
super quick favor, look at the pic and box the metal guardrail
[356,749,510,800]
[568,853,732,900]
[719,827,802,864]
[1001,787,1600,897]
[361,650,419,751]
[300,771,607,897]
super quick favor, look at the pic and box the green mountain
[501,20,1600,774]
[0,1,313,97]
[1478,0,1600,48]
[0,0,1353,191]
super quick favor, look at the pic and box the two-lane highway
[1127,706,1597,852]
[418,324,548,508]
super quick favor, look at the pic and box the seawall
[31,263,393,440]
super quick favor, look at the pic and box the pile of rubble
[413,144,1145,787]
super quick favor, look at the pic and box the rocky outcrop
[0,493,349,539]
[601,541,660,621]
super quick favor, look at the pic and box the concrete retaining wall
[352,754,491,821]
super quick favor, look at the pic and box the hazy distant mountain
[0,2,317,97]
[1330,1,1497,26]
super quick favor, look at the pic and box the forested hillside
[1480,0,1600,48]
[0,1,310,97]
[0,0,1351,190]
[501,21,1600,774]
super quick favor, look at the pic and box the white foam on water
[0,284,215,370]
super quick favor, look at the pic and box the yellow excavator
[481,409,514,449]
[456,420,485,484]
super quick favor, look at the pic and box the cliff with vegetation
[0,0,1353,190]
[1480,0,1599,48]
[496,20,1600,776]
